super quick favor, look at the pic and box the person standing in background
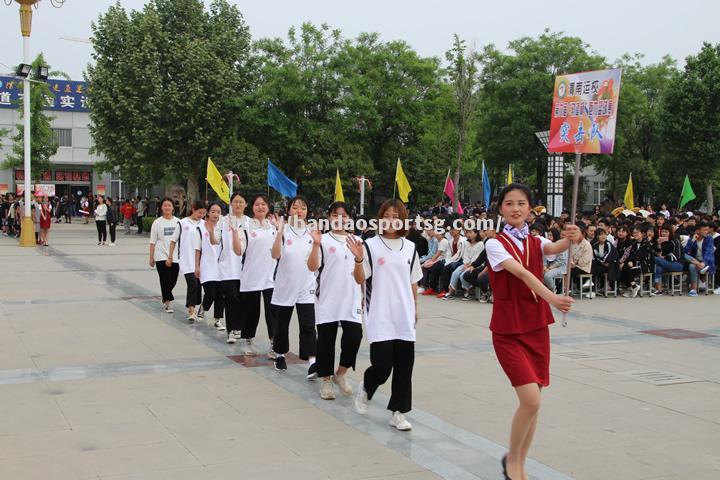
[136,196,146,234]
[106,198,118,246]
[94,195,108,246]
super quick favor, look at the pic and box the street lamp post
[7,0,66,246]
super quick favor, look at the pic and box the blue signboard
[0,76,88,112]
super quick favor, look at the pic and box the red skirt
[492,326,550,387]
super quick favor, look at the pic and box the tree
[659,43,720,212]
[591,54,677,204]
[2,53,59,182]
[445,35,480,210]
[476,30,606,199]
[86,0,252,205]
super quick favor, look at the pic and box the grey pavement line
[1,296,150,306]
[40,244,574,480]
[0,356,233,385]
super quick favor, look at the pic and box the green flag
[679,175,696,209]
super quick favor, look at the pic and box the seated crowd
[412,205,719,300]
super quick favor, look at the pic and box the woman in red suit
[485,183,580,480]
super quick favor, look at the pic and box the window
[591,180,605,205]
[52,128,72,147]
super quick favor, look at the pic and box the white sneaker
[320,378,336,400]
[417,287,425,294]
[267,349,277,360]
[333,373,353,396]
[631,284,640,298]
[389,411,412,431]
[354,382,368,414]
[244,338,257,356]
[230,330,241,339]
[214,319,226,331]
[226,335,236,344]
[713,287,720,295]
[108,242,115,247]
[196,306,204,319]
[582,280,594,288]
[164,303,174,314]
[187,311,197,323]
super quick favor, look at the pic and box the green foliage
[2,53,58,181]
[142,215,156,232]
[658,43,720,209]
[86,0,252,203]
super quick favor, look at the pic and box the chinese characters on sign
[0,76,89,112]
[15,169,91,183]
[548,69,622,154]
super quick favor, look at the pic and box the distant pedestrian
[94,195,108,245]
[106,198,118,246]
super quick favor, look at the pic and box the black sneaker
[307,362,318,380]
[274,356,287,371]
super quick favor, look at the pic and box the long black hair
[497,182,532,205]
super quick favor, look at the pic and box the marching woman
[484,183,579,480]
[348,199,423,432]
[169,201,206,322]
[149,198,181,314]
[269,196,318,376]
[307,202,363,400]
[219,193,249,344]
[238,194,277,357]
[194,203,227,331]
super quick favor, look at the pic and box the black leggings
[316,321,363,378]
[272,303,317,360]
[202,281,225,320]
[108,222,117,243]
[239,289,275,340]
[96,220,107,242]
[221,280,241,333]
[155,261,179,303]
[184,273,202,308]
[363,339,415,414]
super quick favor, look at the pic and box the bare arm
[270,215,284,260]
[412,282,418,324]
[194,249,201,279]
[347,235,365,284]
[499,257,573,313]
[543,224,581,256]
[149,244,155,268]
[230,227,244,256]
[307,230,322,272]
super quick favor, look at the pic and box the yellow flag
[206,157,230,204]
[395,159,412,202]
[624,173,634,210]
[334,168,345,202]
[507,164,513,185]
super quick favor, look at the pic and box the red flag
[457,201,464,215]
[443,170,455,203]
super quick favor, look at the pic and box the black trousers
[184,273,202,308]
[221,280,241,333]
[423,261,445,290]
[462,268,490,293]
[438,260,462,291]
[155,261,179,303]
[108,222,117,243]
[96,220,107,242]
[137,215,144,234]
[239,289,275,340]
[272,303,317,360]
[316,321,363,378]
[202,281,225,319]
[363,339,414,414]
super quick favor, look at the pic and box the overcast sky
[1,0,718,80]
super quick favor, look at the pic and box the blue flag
[482,161,491,208]
[267,160,297,198]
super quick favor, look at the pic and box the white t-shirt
[316,232,363,324]
[486,234,554,272]
[197,221,223,283]
[436,238,451,262]
[240,219,277,292]
[177,217,203,275]
[362,236,423,283]
[362,235,421,343]
[150,216,180,263]
[218,214,248,281]
[271,224,317,306]
[94,204,107,221]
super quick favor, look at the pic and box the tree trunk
[186,171,200,214]
[707,181,714,214]
[453,128,464,212]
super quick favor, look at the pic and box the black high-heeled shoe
[501,455,513,480]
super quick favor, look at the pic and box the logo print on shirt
[378,257,386,266]
[287,239,293,246]
[251,232,257,238]
[329,246,337,254]
[184,226,189,231]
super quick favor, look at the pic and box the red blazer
[488,233,554,335]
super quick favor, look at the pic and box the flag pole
[561,152,582,327]
[393,159,398,199]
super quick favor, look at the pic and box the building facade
[0,75,114,199]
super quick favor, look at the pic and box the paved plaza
[1,223,719,480]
